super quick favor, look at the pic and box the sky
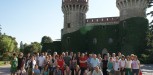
[0,0,152,45]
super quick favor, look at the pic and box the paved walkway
[0,64,153,75]
[141,64,153,75]
[0,64,10,75]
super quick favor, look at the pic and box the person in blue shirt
[90,54,100,71]
[33,65,41,75]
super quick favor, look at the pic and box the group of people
[10,51,141,75]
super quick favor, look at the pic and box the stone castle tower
[116,0,148,21]
[60,0,149,54]
[61,0,89,35]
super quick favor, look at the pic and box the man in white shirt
[38,53,45,72]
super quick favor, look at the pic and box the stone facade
[116,0,148,20]
[61,0,148,35]
[62,0,88,35]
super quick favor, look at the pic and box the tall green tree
[41,36,53,45]
[23,42,41,54]
[0,34,18,53]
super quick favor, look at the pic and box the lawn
[0,61,10,66]
[0,61,5,66]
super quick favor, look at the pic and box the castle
[61,0,149,55]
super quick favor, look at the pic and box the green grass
[0,61,5,66]
[0,61,10,66]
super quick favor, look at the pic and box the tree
[23,42,41,54]
[41,36,53,45]
[0,34,18,53]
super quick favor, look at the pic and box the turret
[116,0,148,21]
[61,0,89,35]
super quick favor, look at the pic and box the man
[38,53,45,72]
[90,54,100,70]
[17,52,24,70]
[63,52,71,66]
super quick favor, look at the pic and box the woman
[131,55,140,75]
[74,65,81,75]
[70,56,77,75]
[64,66,72,75]
[56,55,65,74]
[125,56,132,75]
[10,53,18,75]
[43,65,49,75]
[107,57,114,75]
[120,56,126,75]
[92,66,103,75]
[113,56,120,75]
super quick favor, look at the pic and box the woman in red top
[56,55,65,75]
[79,53,88,75]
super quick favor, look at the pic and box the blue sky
[0,0,152,45]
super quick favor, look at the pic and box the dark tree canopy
[41,36,53,45]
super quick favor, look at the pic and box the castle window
[67,23,71,28]
[123,21,126,28]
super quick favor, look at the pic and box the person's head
[89,54,92,58]
[73,53,77,58]
[112,53,116,57]
[27,53,30,57]
[131,54,134,60]
[77,52,80,57]
[31,55,35,61]
[93,54,97,59]
[81,53,85,57]
[134,55,138,60]
[13,53,16,58]
[95,66,100,72]
[70,52,73,56]
[19,52,23,58]
[97,54,101,58]
[65,66,70,71]
[55,55,59,59]
[121,55,125,60]
[54,52,57,56]
[109,57,113,62]
[59,55,63,59]
[35,65,39,69]
[118,52,122,56]
[65,52,68,56]
[75,65,80,70]
[116,56,119,62]
[62,52,65,57]
[126,55,131,61]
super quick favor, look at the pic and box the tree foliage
[0,34,18,53]
[41,36,53,45]
[23,42,41,54]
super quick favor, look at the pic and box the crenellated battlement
[62,0,88,3]
[116,0,148,20]
[86,17,119,23]
[85,17,120,26]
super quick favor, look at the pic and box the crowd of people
[10,51,141,75]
